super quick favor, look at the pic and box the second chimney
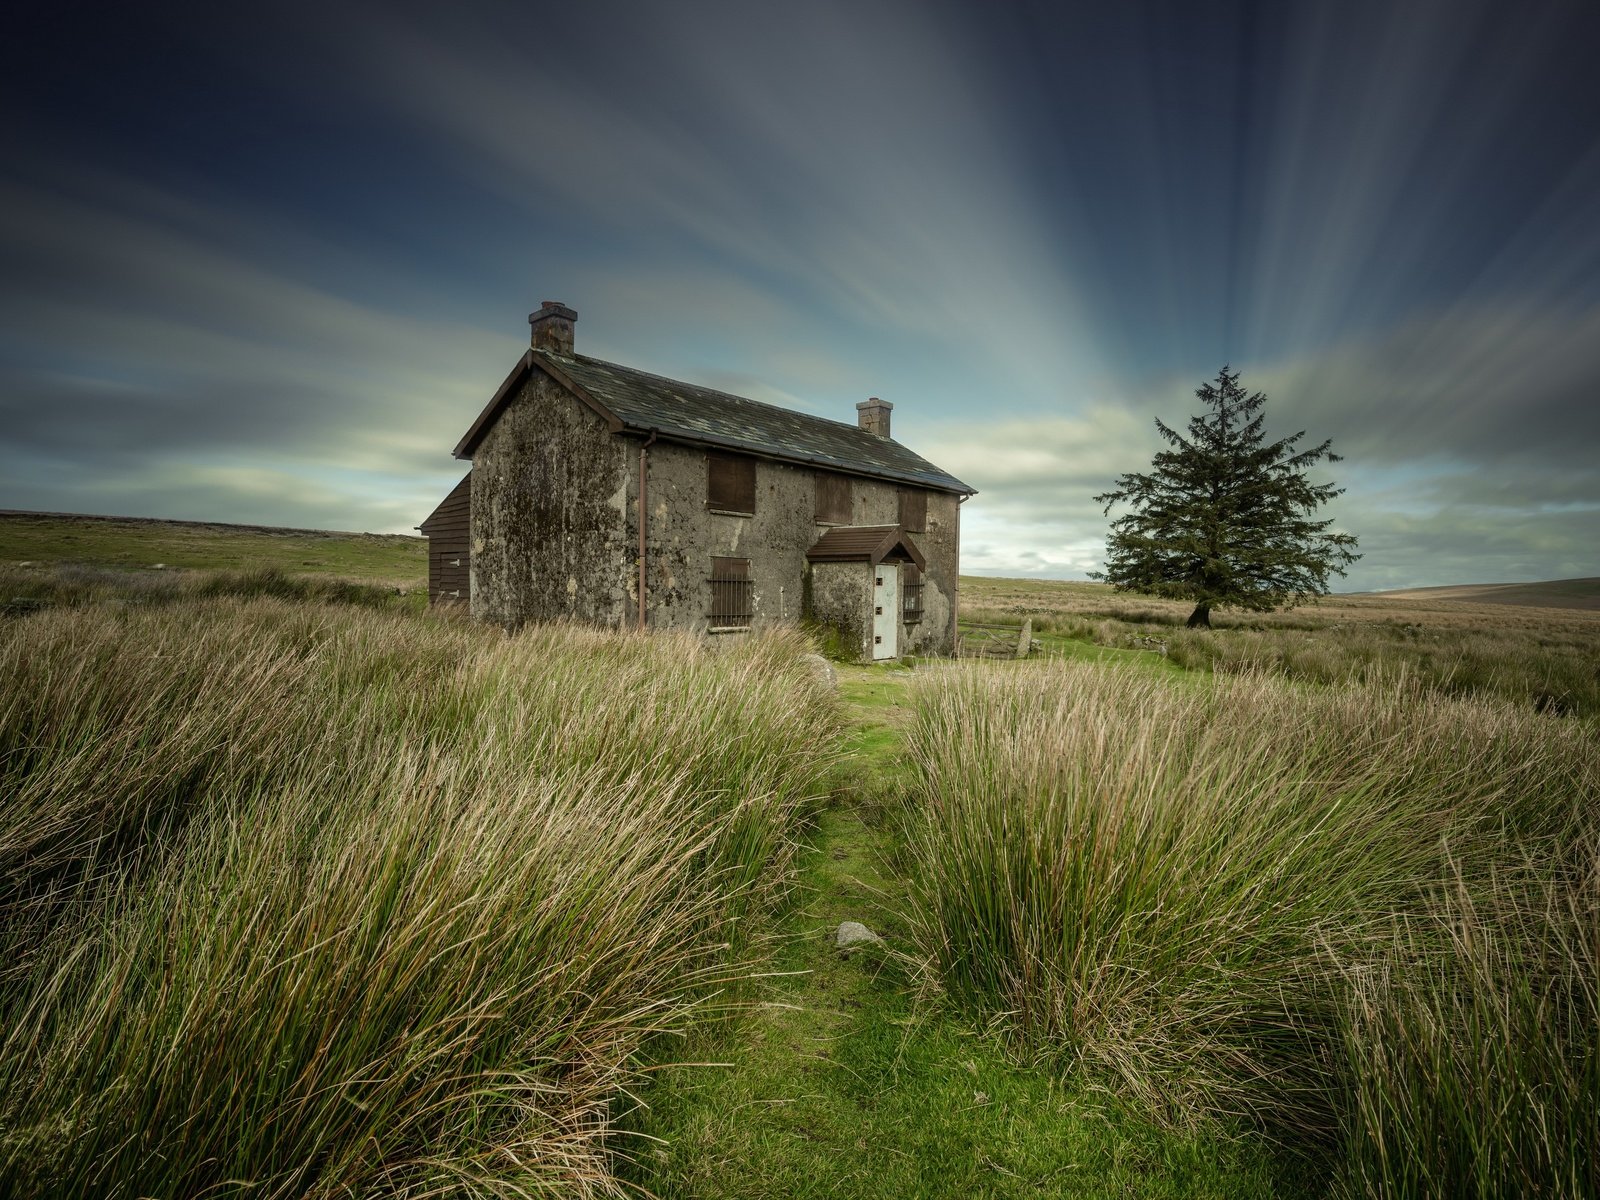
[529,300,577,356]
[856,396,892,438]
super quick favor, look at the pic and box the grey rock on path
[834,920,883,950]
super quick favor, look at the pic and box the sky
[3,0,1597,591]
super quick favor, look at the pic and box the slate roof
[454,349,975,496]
[806,525,927,569]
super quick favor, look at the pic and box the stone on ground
[834,920,883,950]
[800,652,839,690]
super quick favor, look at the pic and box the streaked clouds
[1,0,1595,586]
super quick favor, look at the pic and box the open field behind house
[0,511,426,587]
[961,574,1600,716]
[1372,577,1600,610]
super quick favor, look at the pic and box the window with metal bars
[708,557,753,627]
[902,563,924,623]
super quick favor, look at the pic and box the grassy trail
[620,663,1282,1199]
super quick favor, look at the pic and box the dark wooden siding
[420,473,471,604]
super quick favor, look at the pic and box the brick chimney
[855,396,892,438]
[529,300,577,356]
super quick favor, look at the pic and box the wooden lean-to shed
[419,473,470,604]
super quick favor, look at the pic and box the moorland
[1,511,1595,1198]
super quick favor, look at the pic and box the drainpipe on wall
[638,429,659,632]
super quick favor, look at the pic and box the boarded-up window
[709,557,753,626]
[902,563,924,623]
[898,488,927,532]
[707,452,756,514]
[814,472,852,524]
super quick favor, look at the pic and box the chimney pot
[529,300,578,356]
[856,396,893,438]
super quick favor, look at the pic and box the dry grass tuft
[0,600,838,1198]
[900,660,1598,1193]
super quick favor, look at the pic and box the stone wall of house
[631,437,961,656]
[465,368,963,653]
[807,560,873,658]
[469,369,632,628]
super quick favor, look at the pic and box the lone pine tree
[1093,367,1359,629]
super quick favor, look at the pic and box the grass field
[0,511,426,585]
[618,663,1293,1199]
[2,515,1595,1196]
[961,574,1600,716]
[1375,576,1600,609]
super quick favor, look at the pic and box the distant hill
[0,510,425,586]
[1373,578,1600,612]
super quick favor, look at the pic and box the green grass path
[619,665,1283,1199]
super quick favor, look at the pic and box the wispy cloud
[329,0,1107,398]
[0,169,515,525]
[0,1,1594,586]
[936,303,1600,588]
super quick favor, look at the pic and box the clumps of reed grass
[0,600,838,1198]
[1336,850,1598,1197]
[899,661,1598,1193]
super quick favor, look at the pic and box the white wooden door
[872,565,899,659]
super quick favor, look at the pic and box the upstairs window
[707,452,756,514]
[898,488,927,533]
[814,472,852,525]
[709,557,753,628]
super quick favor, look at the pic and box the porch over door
[872,565,899,659]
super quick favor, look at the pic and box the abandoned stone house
[419,301,975,660]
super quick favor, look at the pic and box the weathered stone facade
[448,303,973,659]
[807,560,874,656]
[470,372,631,626]
[625,438,960,655]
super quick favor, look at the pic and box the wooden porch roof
[805,525,926,570]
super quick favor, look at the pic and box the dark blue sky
[4,0,1597,588]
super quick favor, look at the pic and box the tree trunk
[1186,603,1211,629]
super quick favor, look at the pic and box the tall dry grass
[0,599,838,1198]
[900,660,1598,1194]
[1337,851,1599,1197]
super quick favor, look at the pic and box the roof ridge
[560,350,886,441]
[486,348,975,495]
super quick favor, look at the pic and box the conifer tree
[1093,367,1359,628]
